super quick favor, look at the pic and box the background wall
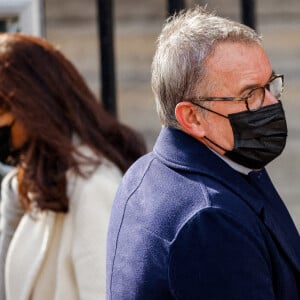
[45,0,300,228]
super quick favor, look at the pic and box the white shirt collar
[209,148,252,175]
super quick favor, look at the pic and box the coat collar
[154,127,300,273]
[153,128,264,213]
[153,127,241,173]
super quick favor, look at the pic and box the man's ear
[175,101,206,139]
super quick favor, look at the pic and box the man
[107,7,300,299]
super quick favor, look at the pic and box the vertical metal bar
[97,0,117,116]
[240,0,256,30]
[39,0,47,37]
[167,0,185,17]
[0,21,6,32]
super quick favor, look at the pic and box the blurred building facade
[44,0,300,227]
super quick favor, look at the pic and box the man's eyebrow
[239,83,260,96]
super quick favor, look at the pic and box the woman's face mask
[0,121,25,166]
[0,124,13,164]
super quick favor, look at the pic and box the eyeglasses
[188,74,284,111]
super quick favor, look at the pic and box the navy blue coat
[107,127,300,299]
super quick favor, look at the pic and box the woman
[0,33,146,299]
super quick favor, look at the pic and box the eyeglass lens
[267,76,283,99]
[247,76,283,111]
[247,88,265,111]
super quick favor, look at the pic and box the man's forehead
[204,42,272,90]
[208,42,269,69]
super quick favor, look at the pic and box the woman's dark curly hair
[0,33,146,212]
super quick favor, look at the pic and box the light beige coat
[5,151,122,300]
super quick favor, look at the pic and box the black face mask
[0,122,24,166]
[0,124,12,164]
[204,101,288,169]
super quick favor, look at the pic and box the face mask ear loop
[191,101,230,152]
[204,136,229,152]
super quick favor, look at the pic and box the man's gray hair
[151,6,262,128]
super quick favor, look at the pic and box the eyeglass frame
[186,74,284,112]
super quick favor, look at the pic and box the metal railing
[97,0,117,116]
[97,0,256,117]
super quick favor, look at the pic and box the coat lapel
[248,170,300,273]
[6,212,56,300]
